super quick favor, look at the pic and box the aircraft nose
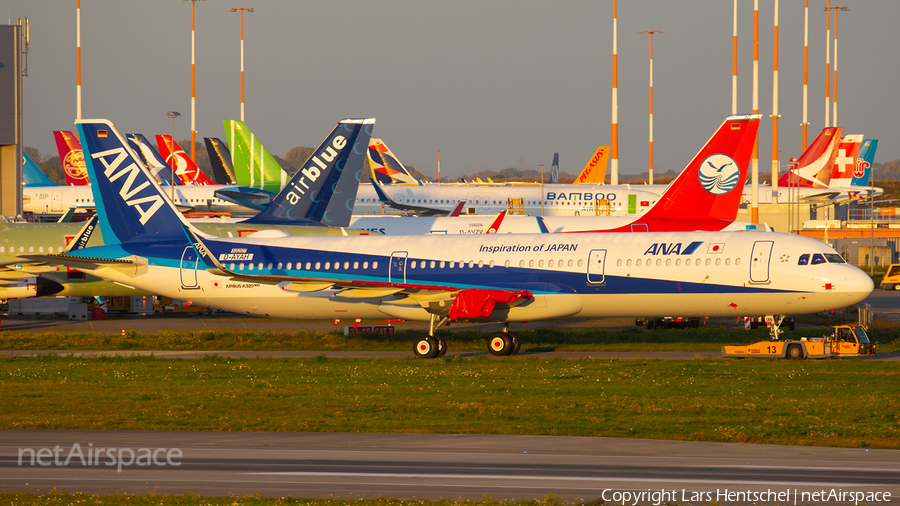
[839,265,875,306]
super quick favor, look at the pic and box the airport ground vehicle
[721,324,876,359]
[880,264,900,291]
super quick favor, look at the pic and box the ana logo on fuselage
[644,241,703,256]
[698,154,739,195]
[91,147,165,225]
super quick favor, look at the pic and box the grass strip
[1,355,897,448]
[0,492,593,506]
[0,321,897,352]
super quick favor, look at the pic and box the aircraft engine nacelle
[0,277,66,300]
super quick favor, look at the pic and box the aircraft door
[750,240,774,283]
[587,249,607,284]
[389,251,408,284]
[180,246,199,289]
[51,190,64,212]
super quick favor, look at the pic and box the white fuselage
[348,215,767,235]
[74,230,872,322]
[22,185,259,215]
[353,183,664,217]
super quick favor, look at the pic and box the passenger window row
[228,261,380,272]
[617,257,742,267]
[0,245,65,254]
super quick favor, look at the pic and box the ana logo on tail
[698,154,739,195]
[91,147,165,225]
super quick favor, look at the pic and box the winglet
[535,216,550,234]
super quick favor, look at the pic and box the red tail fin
[53,130,90,186]
[484,211,506,234]
[641,115,759,222]
[155,135,216,186]
[828,134,863,187]
[777,127,842,188]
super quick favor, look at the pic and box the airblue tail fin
[77,119,190,244]
[243,118,374,227]
[126,133,182,186]
[205,137,237,185]
[853,139,878,187]
[22,151,60,187]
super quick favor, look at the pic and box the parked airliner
[350,115,762,234]
[27,118,874,358]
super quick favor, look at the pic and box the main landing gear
[488,325,521,357]
[413,314,449,359]
[413,319,522,358]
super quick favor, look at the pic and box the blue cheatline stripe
[681,241,703,255]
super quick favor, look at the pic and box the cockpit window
[824,253,845,264]
[798,254,810,265]
[811,254,826,265]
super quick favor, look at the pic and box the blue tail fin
[549,153,560,184]
[243,118,374,227]
[853,139,878,187]
[23,151,60,187]
[77,119,189,243]
[205,137,237,185]
[126,133,182,186]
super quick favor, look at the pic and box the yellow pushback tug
[721,324,876,359]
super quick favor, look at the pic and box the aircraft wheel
[893,284,900,291]
[488,332,513,356]
[414,336,439,359]
[509,332,521,356]
[436,335,448,357]
[787,344,803,360]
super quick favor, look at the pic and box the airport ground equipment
[880,264,900,290]
[721,324,876,359]
[636,316,704,329]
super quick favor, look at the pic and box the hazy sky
[6,1,899,180]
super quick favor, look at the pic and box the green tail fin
[224,120,288,194]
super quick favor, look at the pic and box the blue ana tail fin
[23,151,60,187]
[126,133,182,186]
[77,119,191,244]
[853,139,878,187]
[243,118,374,227]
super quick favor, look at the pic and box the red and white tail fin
[155,135,216,186]
[448,200,467,217]
[483,211,506,234]
[828,134,863,187]
[777,127,842,188]
[53,130,90,186]
[640,114,760,222]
